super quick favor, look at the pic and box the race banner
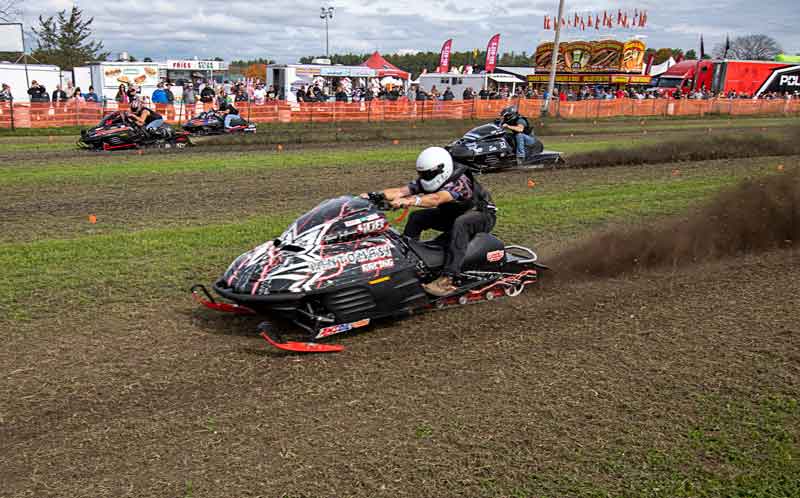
[484,34,500,73]
[438,39,453,73]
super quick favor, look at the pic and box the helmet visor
[418,164,444,182]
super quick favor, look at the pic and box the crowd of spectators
[1,78,797,106]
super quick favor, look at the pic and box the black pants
[404,208,496,276]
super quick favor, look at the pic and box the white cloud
[18,0,799,63]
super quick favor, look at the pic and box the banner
[535,39,643,72]
[438,39,453,73]
[484,34,500,73]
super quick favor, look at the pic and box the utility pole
[542,0,565,116]
[320,7,334,58]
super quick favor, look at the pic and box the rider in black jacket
[371,147,496,296]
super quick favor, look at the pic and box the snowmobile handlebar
[366,192,409,225]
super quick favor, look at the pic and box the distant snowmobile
[78,112,190,151]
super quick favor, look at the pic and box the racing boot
[423,275,458,297]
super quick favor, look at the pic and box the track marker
[392,139,399,145]
[88,214,97,224]
[672,169,681,177]
[777,164,784,172]
[527,178,536,188]
[277,144,283,152]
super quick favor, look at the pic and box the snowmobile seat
[406,238,445,269]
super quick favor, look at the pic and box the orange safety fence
[1,98,798,129]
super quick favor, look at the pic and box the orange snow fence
[1,98,798,129]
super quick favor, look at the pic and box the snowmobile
[192,193,548,353]
[78,111,191,151]
[182,110,256,135]
[445,120,564,173]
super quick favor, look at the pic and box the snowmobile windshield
[277,196,378,247]
[99,112,125,127]
[464,123,503,140]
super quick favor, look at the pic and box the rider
[373,147,496,297]
[217,98,241,130]
[499,105,536,165]
[127,99,165,134]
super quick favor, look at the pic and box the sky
[19,0,800,63]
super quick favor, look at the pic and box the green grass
[0,172,747,320]
[507,394,800,497]
[0,136,656,186]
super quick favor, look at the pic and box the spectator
[0,83,11,101]
[115,84,128,103]
[429,85,440,99]
[200,83,215,104]
[28,80,49,102]
[442,86,455,101]
[253,84,265,104]
[335,86,348,102]
[182,84,195,105]
[295,85,306,103]
[478,88,489,100]
[52,84,68,103]
[415,86,429,101]
[462,87,475,100]
[165,83,175,104]
[266,85,277,101]
[151,83,168,104]
[84,86,99,103]
[235,87,249,102]
[72,87,85,102]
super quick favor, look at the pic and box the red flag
[623,13,628,27]
[437,39,453,73]
[602,11,608,27]
[587,15,593,27]
[574,13,579,26]
[641,11,647,27]
[617,9,623,25]
[644,53,655,74]
[484,33,500,73]
[580,17,585,30]
[633,13,638,26]
[544,16,549,29]
[595,15,600,29]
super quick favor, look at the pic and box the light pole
[320,6,334,58]
[542,0,565,116]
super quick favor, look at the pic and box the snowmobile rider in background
[127,99,165,133]
[216,99,242,130]
[499,105,535,166]
[368,147,496,297]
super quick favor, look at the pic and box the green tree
[31,6,109,69]
[685,49,697,60]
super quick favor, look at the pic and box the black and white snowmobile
[192,193,547,353]
[445,121,564,173]
[182,110,256,135]
[78,111,191,151]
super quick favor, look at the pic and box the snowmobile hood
[221,196,400,297]
[463,123,504,141]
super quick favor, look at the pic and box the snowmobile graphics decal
[361,258,394,272]
[309,244,392,273]
[223,199,398,295]
[316,318,371,339]
[486,250,505,262]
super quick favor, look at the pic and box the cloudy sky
[21,0,799,63]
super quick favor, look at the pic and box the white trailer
[416,72,525,99]
[0,62,62,102]
[72,66,93,92]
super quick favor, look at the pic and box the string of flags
[544,9,648,30]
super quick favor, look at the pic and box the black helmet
[500,105,519,123]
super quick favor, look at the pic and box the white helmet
[416,147,453,193]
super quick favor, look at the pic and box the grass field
[0,116,798,498]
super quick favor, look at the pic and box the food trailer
[162,59,229,86]
[88,62,161,102]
